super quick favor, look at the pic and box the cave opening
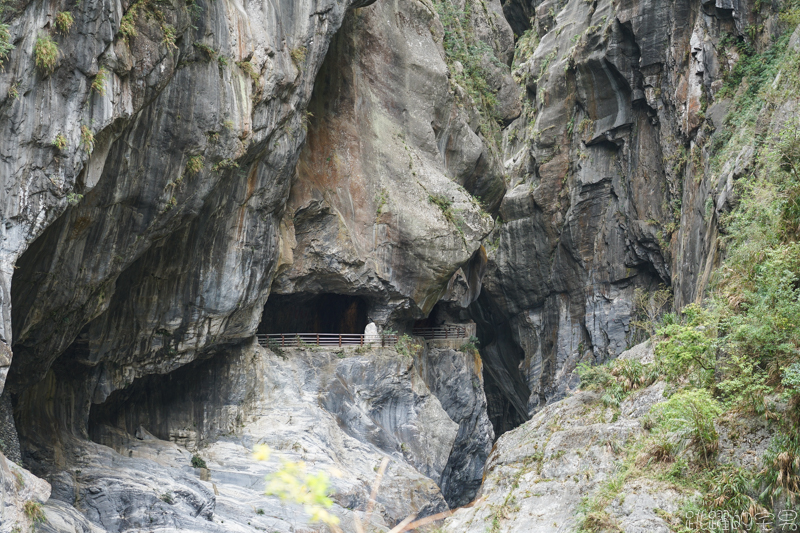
[412,301,450,330]
[258,293,369,335]
[86,353,227,450]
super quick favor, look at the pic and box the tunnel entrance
[258,293,369,334]
[412,302,447,330]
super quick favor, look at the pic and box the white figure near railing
[364,322,380,345]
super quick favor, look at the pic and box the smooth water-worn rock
[0,451,50,533]
[415,346,494,507]
[1,0,793,530]
[270,0,515,323]
[3,0,377,397]
[12,341,492,531]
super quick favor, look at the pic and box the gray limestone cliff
[0,0,793,529]
[475,0,776,426]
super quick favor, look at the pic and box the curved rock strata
[13,342,488,531]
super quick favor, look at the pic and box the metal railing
[257,333,398,348]
[411,325,469,340]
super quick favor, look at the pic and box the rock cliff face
[441,342,680,532]
[270,0,512,322]
[476,0,761,422]
[2,0,377,396]
[0,0,789,528]
[9,342,489,531]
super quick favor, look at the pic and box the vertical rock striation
[477,0,756,418]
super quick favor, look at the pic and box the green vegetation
[395,334,420,358]
[432,0,503,148]
[191,454,207,469]
[80,125,94,153]
[211,158,238,172]
[577,450,639,533]
[193,41,217,60]
[185,155,204,175]
[186,0,203,20]
[13,468,24,488]
[375,189,387,217]
[163,196,177,212]
[236,60,259,81]
[23,500,46,525]
[160,491,174,504]
[0,22,13,68]
[575,13,800,529]
[91,67,108,95]
[428,193,456,224]
[650,388,723,463]
[459,335,480,356]
[55,11,74,34]
[161,23,177,50]
[253,444,340,528]
[577,357,659,408]
[52,133,68,150]
[119,2,140,41]
[66,193,84,205]
[34,35,58,74]
[55,11,74,35]
[118,0,178,49]
[513,27,539,70]
[290,45,306,65]
[266,338,286,358]
[630,285,673,340]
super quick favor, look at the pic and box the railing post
[281,334,284,347]
[316,333,319,346]
[339,334,342,347]
[360,335,363,346]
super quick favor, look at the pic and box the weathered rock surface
[415,346,494,507]
[0,452,50,532]
[10,340,490,531]
[440,383,673,532]
[441,342,674,532]
[270,0,516,323]
[3,0,377,397]
[1,0,794,529]
[471,0,767,424]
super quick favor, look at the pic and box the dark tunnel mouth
[258,293,369,335]
[412,301,447,330]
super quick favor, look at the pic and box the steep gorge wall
[0,0,511,529]
[476,0,763,419]
[0,0,783,528]
[271,0,514,323]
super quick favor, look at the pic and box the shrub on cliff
[0,23,13,67]
[651,388,722,463]
[34,35,58,74]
